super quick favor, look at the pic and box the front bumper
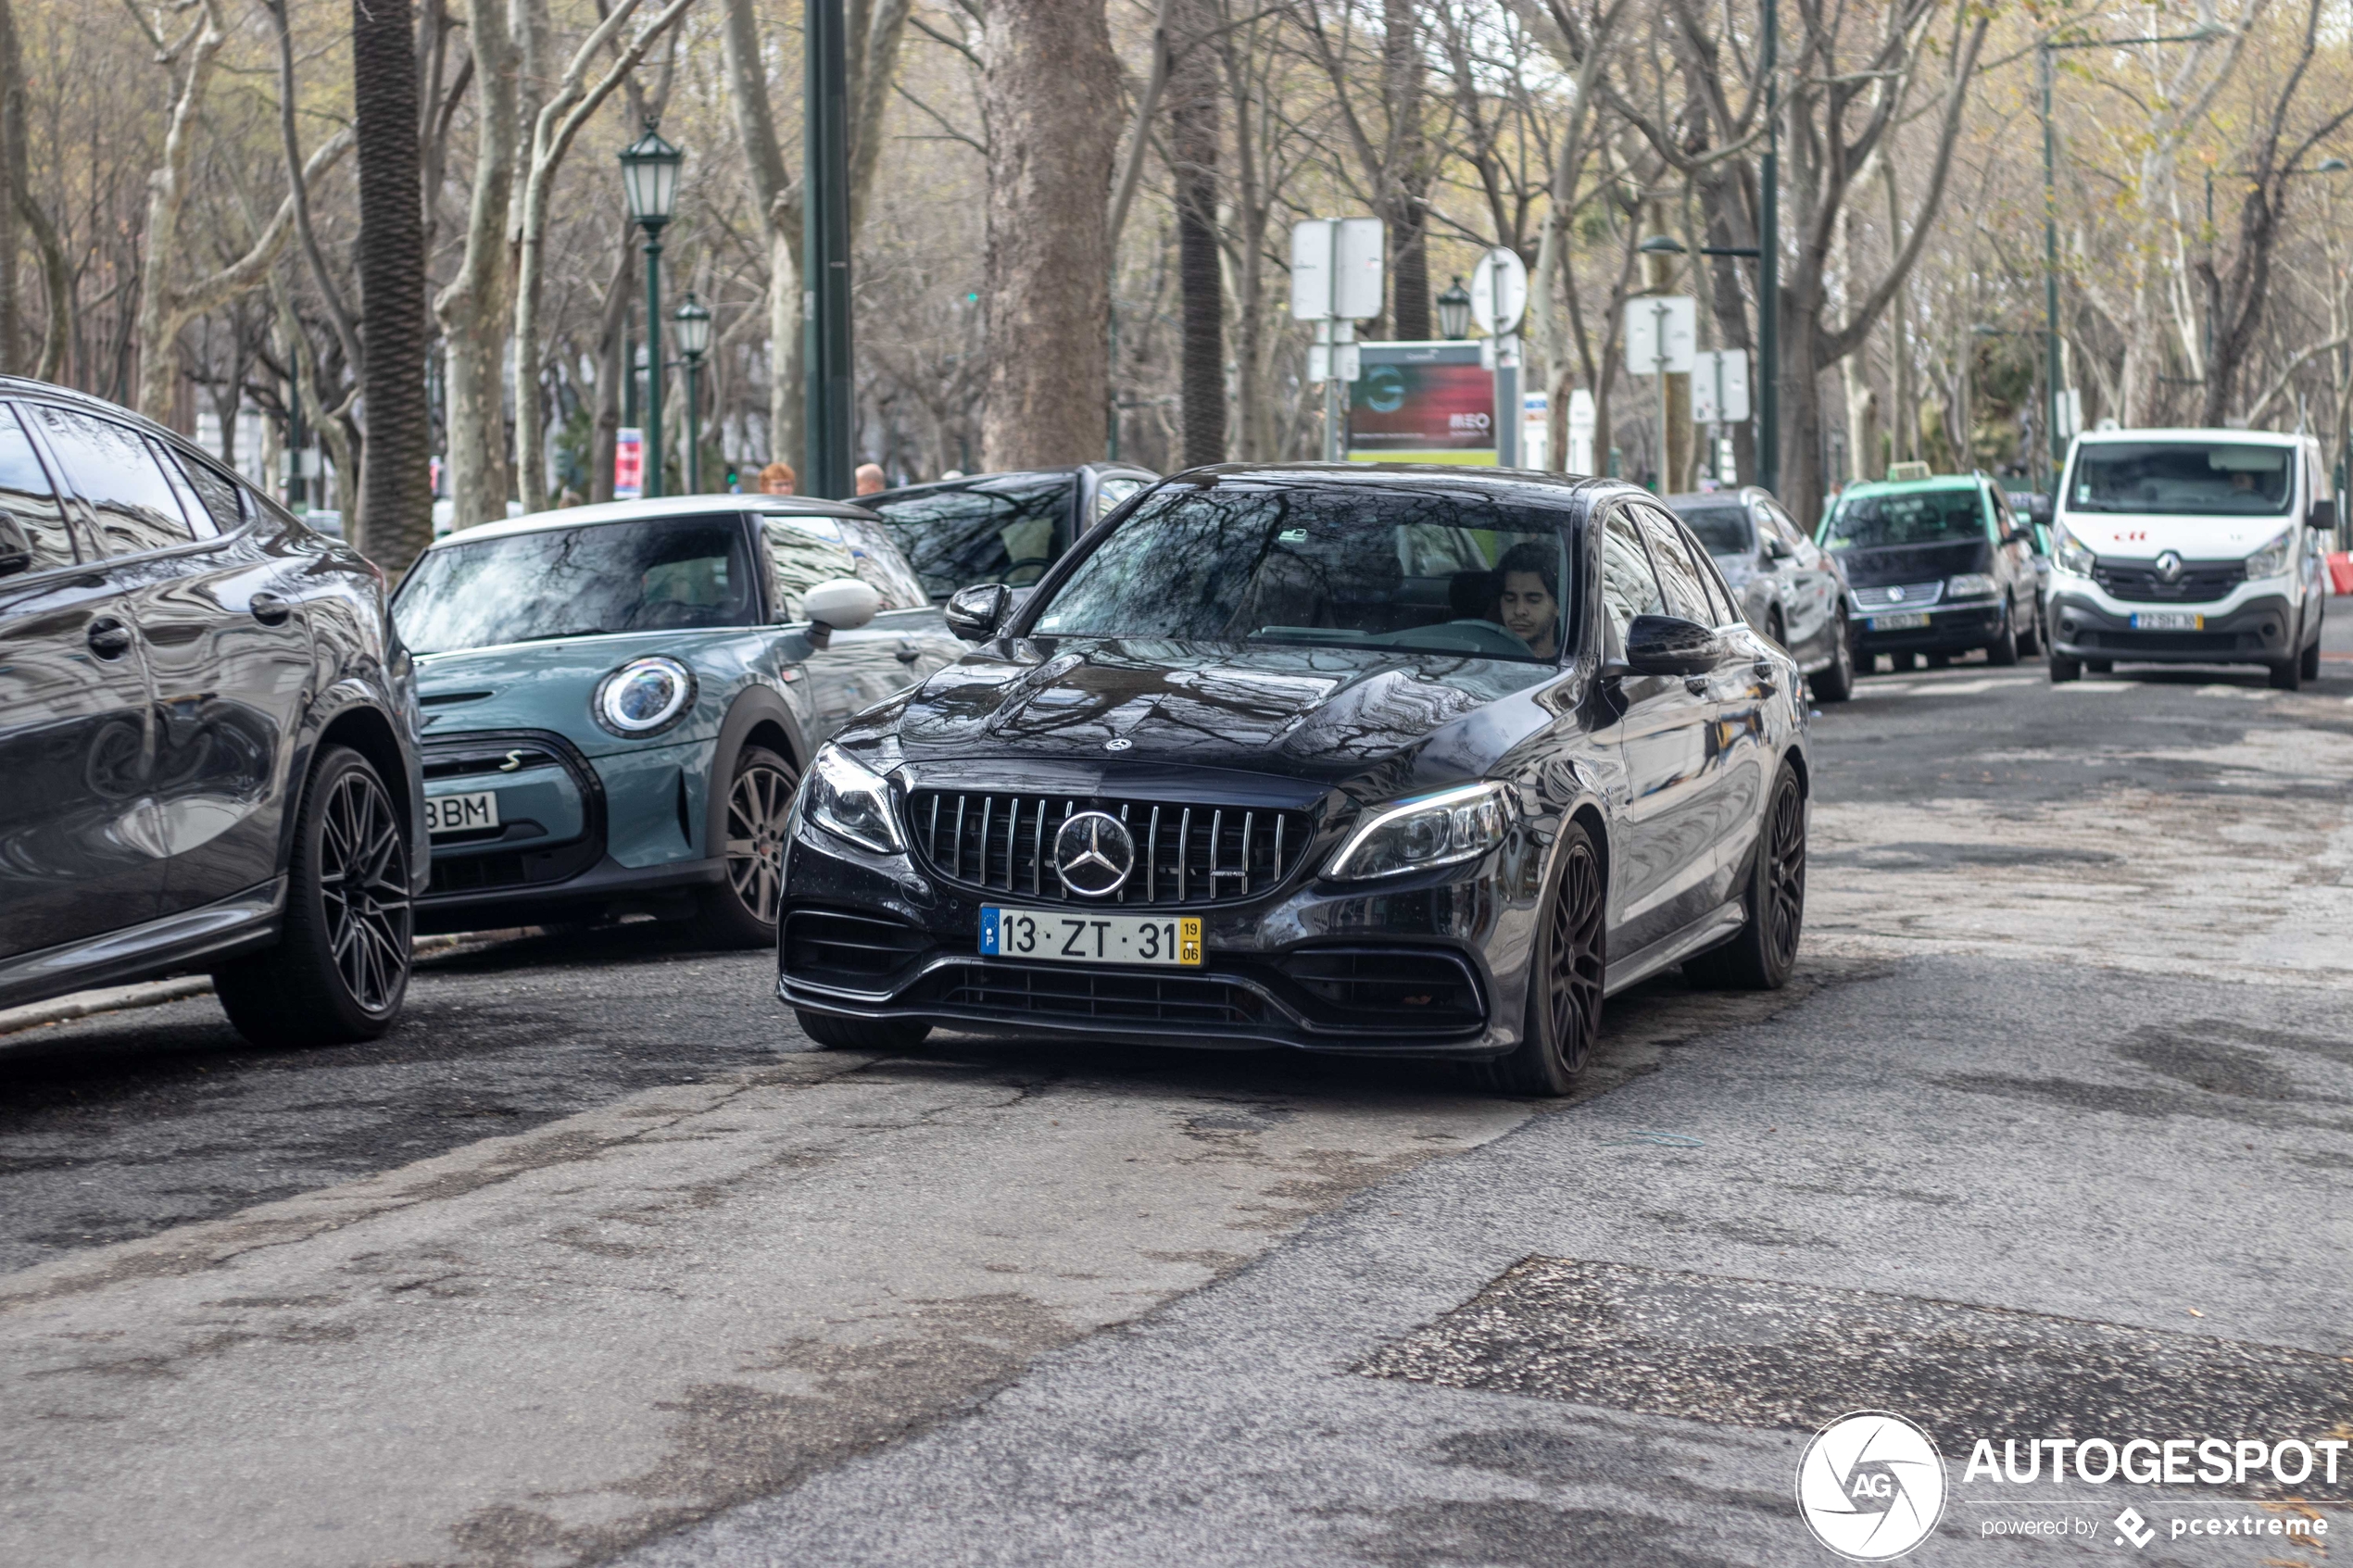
[1852,598,2006,655]
[2048,586,2296,665]
[775,811,1541,1059]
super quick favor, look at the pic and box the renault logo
[2155,550,2183,583]
[1053,811,1136,897]
[1887,586,1906,602]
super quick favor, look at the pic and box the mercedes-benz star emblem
[2155,550,2183,583]
[1053,811,1137,897]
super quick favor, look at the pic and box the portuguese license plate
[1869,611,1931,631]
[2131,610,2203,630]
[425,790,499,835]
[981,907,1202,967]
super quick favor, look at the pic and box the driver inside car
[1493,541,1562,659]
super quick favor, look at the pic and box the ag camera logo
[1796,1411,1948,1561]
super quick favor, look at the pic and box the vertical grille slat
[1178,808,1192,902]
[1031,797,1045,897]
[951,797,968,882]
[908,789,1306,908]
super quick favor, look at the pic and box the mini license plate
[981,907,1202,968]
[2131,610,2203,631]
[425,790,499,835]
[1869,611,1931,631]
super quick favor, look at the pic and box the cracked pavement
[5,628,2353,1566]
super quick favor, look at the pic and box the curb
[0,935,472,1040]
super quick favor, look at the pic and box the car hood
[2055,511,2290,560]
[1830,538,1989,586]
[879,636,1564,799]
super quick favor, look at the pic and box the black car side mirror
[1624,613,1721,677]
[944,582,1013,640]
[2308,500,2339,532]
[0,508,31,578]
[1758,533,1791,561]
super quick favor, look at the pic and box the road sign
[1623,295,1697,374]
[1567,388,1597,474]
[1470,247,1529,337]
[1307,342,1362,384]
[1691,349,1751,424]
[1290,218,1385,321]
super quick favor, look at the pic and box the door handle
[249,591,293,625]
[1751,658,1779,695]
[86,616,132,659]
[1683,675,1710,696]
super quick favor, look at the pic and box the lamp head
[673,292,712,360]
[618,120,684,229]
[1435,277,1472,340]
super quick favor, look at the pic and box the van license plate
[1869,611,1931,631]
[426,790,500,835]
[981,908,1202,967]
[2131,611,2203,630]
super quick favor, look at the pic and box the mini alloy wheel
[693,745,800,947]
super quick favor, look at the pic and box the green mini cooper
[390,495,962,945]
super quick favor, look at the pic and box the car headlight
[1944,572,1999,600]
[804,745,904,855]
[2245,531,2292,580]
[1326,782,1512,882]
[2053,525,2095,577]
[593,656,696,735]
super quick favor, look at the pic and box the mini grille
[908,790,1307,907]
[1853,582,1944,609]
[2091,558,2246,603]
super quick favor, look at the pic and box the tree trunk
[1170,0,1223,468]
[353,0,433,574]
[1378,0,1428,341]
[0,0,18,373]
[434,0,519,528]
[978,0,1118,470]
[590,228,631,504]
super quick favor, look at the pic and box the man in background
[855,463,886,496]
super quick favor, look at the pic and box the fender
[287,676,427,884]
[701,682,813,861]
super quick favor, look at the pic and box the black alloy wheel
[694,744,799,948]
[2300,633,2322,682]
[1986,605,2020,666]
[1478,821,1605,1097]
[1811,610,1856,702]
[1683,760,1806,991]
[214,745,413,1047]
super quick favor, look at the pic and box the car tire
[1985,609,2020,667]
[1810,613,1856,703]
[794,1009,932,1051]
[1681,759,1805,992]
[690,745,799,949]
[2017,604,2042,656]
[1473,819,1604,1098]
[213,745,413,1047]
[2269,655,2303,692]
[2299,633,2321,682]
[2049,652,2082,683]
[1925,652,1950,669]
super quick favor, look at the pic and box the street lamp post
[804,0,854,499]
[673,292,712,494]
[618,121,684,500]
[1436,278,1472,341]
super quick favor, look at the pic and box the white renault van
[2045,429,2334,689]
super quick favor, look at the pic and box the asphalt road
[5,626,2352,1567]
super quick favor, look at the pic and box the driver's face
[1499,571,1558,656]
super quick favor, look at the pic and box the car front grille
[1852,582,1944,609]
[925,962,1269,1028]
[2092,558,2246,602]
[2077,629,2246,654]
[1281,948,1485,1030]
[907,790,1308,908]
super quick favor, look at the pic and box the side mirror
[0,510,30,578]
[800,577,881,647]
[1624,613,1721,677]
[1758,533,1790,561]
[944,582,1013,641]
[2308,500,2338,532]
[2005,528,2035,546]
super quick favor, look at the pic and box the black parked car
[862,464,1157,600]
[1668,486,1856,701]
[1819,474,2042,669]
[0,380,424,1045]
[778,465,1811,1096]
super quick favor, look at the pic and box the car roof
[864,467,1093,505]
[2071,427,2301,446]
[422,494,882,549]
[1839,473,1984,499]
[1162,461,1615,498]
[1662,488,1771,508]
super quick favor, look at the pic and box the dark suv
[0,381,424,1045]
[862,464,1157,600]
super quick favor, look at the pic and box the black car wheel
[1985,606,2020,667]
[2049,651,2082,683]
[1683,760,1804,991]
[1476,821,1604,1097]
[1811,610,1856,703]
[2269,654,2304,692]
[2298,628,2322,682]
[692,745,799,948]
[214,745,412,1047]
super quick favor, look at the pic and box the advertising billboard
[1346,343,1495,464]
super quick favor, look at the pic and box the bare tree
[434,0,519,526]
[1169,0,1223,466]
[352,0,434,571]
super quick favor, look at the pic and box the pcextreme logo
[1796,1411,1949,1561]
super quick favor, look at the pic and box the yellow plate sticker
[1180,917,1202,966]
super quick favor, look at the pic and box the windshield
[394,517,755,654]
[1677,505,1753,556]
[2069,442,2294,515]
[1822,489,1986,550]
[1027,481,1573,663]
[868,479,1071,596]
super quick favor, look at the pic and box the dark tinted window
[1677,504,1753,556]
[1632,505,1717,624]
[166,449,246,533]
[32,407,195,555]
[393,517,756,654]
[868,479,1070,596]
[1598,508,1665,644]
[1822,488,1986,550]
[0,407,74,571]
[760,514,931,617]
[1030,480,1572,662]
[2070,442,2293,516]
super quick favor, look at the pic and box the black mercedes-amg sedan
[775,465,1810,1094]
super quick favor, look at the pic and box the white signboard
[1623,295,1697,374]
[1567,387,1598,475]
[1522,391,1549,471]
[1691,349,1752,424]
[1307,343,1363,384]
[1290,217,1385,321]
[1471,247,1529,338]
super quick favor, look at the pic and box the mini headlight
[1326,782,1513,882]
[2053,524,2095,577]
[1944,572,1999,600]
[2245,531,2292,580]
[805,744,904,856]
[593,657,696,735]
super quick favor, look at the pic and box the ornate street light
[674,292,712,493]
[1436,277,1472,341]
[618,121,684,497]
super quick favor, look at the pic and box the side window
[164,447,246,534]
[1762,502,1806,548]
[1632,505,1718,624]
[0,406,76,572]
[1675,520,1742,626]
[32,407,195,556]
[152,443,220,540]
[761,517,863,621]
[1094,476,1144,524]
[835,518,931,610]
[1598,507,1666,646]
